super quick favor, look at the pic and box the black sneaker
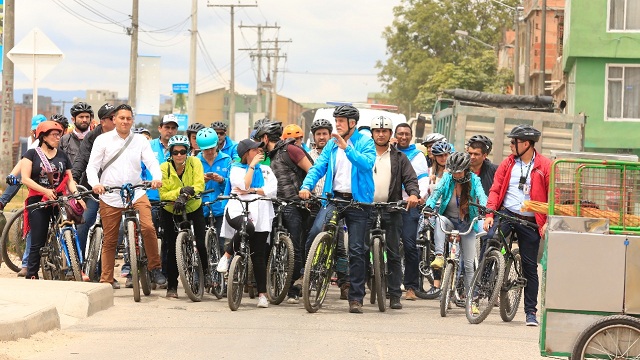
[152,268,167,286]
[349,301,363,314]
[390,297,403,310]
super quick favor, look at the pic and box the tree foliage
[377,0,517,114]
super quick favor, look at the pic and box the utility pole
[238,23,279,114]
[514,10,520,95]
[539,0,547,96]
[188,0,197,124]
[262,38,290,121]
[128,0,139,108]
[1,0,15,177]
[208,2,257,140]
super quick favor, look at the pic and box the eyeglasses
[216,131,226,136]
[171,149,188,156]
[510,139,525,145]
[48,132,62,138]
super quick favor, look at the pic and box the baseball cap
[98,103,116,120]
[237,139,264,159]
[161,114,179,126]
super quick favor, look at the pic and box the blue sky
[12,0,402,104]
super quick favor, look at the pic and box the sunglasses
[216,131,226,136]
[510,139,525,145]
[171,149,188,156]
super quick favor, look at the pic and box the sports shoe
[340,283,350,300]
[82,272,90,282]
[125,275,133,288]
[110,280,121,289]
[471,303,480,315]
[390,297,402,309]
[17,267,27,277]
[257,294,269,308]
[430,255,445,270]
[349,301,363,314]
[525,313,539,326]
[405,288,417,301]
[151,268,167,286]
[217,256,230,273]
[204,273,212,289]
[166,288,178,298]
[286,295,299,304]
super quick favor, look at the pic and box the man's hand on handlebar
[93,184,106,195]
[406,195,419,210]
[483,217,494,231]
[150,180,162,189]
[299,189,311,200]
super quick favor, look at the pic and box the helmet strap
[42,139,55,150]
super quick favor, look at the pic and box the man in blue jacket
[299,105,375,314]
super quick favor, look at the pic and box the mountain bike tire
[465,249,504,324]
[63,230,82,282]
[177,231,204,302]
[139,242,151,297]
[266,233,295,305]
[302,231,334,313]
[227,254,245,311]
[1,209,26,272]
[206,229,224,299]
[85,226,102,282]
[373,237,386,312]
[499,248,523,322]
[440,262,455,317]
[127,221,141,302]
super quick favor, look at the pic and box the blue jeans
[401,207,421,291]
[486,210,540,315]
[305,200,371,303]
[434,217,477,292]
[0,182,21,206]
[377,211,403,298]
[75,196,99,258]
[21,232,32,268]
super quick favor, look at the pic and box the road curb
[0,302,60,341]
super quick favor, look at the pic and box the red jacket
[486,151,551,236]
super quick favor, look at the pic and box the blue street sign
[174,113,188,131]
[172,83,188,94]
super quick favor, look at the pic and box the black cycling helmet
[467,134,493,154]
[507,124,541,142]
[253,120,283,141]
[447,152,471,183]
[186,122,205,135]
[253,118,270,130]
[431,140,453,156]
[210,121,228,131]
[70,102,94,118]
[311,118,333,133]
[50,114,69,130]
[333,105,359,122]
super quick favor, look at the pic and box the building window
[609,0,640,30]
[606,65,640,121]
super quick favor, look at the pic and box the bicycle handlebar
[469,202,538,229]
[25,190,94,210]
[430,212,482,237]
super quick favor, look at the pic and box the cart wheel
[571,314,640,359]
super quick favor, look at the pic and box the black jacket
[59,132,83,164]
[71,124,104,188]
[383,146,420,206]
[269,138,313,201]
[478,158,498,196]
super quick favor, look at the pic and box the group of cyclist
[3,101,551,326]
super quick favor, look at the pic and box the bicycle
[1,207,26,272]
[415,210,438,299]
[202,199,225,299]
[217,193,272,311]
[24,189,94,281]
[422,210,482,317]
[302,195,357,313]
[363,200,406,312]
[266,198,301,305]
[465,202,538,324]
[103,183,155,302]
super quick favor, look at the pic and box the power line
[52,0,125,34]
[74,0,125,26]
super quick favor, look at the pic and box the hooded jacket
[159,156,205,214]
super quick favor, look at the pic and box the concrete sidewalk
[0,279,113,341]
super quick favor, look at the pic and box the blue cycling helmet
[168,135,190,151]
[31,114,47,131]
[430,140,453,156]
[196,128,218,150]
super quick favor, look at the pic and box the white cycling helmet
[371,116,393,130]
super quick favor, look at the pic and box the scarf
[73,128,90,140]
[398,144,422,161]
[232,162,264,188]
[23,174,70,237]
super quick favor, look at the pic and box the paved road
[1,283,546,360]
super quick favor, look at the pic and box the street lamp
[455,30,495,50]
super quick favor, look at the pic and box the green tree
[377,0,516,114]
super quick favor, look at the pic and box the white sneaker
[216,256,230,273]
[257,294,269,308]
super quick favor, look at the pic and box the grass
[1,186,30,212]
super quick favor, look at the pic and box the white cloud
[12,0,401,104]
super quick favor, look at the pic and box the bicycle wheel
[373,237,386,312]
[440,262,455,317]
[206,229,224,299]
[127,221,141,302]
[302,232,335,313]
[138,242,151,297]
[63,230,82,282]
[40,231,62,280]
[465,249,505,324]
[499,248,523,322]
[84,226,102,282]
[1,209,26,272]
[571,315,640,359]
[416,241,438,299]
[247,257,256,299]
[176,231,204,302]
[227,255,246,311]
[266,233,294,305]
